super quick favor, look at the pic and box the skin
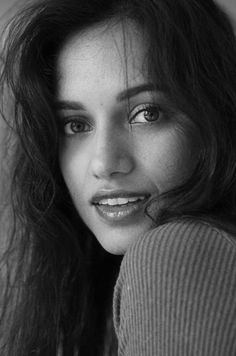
[57,20,197,254]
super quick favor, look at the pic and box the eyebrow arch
[56,83,157,110]
[56,101,85,111]
[117,83,156,101]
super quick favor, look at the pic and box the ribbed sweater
[113,220,236,355]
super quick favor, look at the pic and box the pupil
[72,122,82,131]
[144,109,159,122]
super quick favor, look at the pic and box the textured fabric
[113,220,236,356]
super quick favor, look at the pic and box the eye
[62,118,92,136]
[129,104,162,124]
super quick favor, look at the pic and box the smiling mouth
[97,196,146,206]
[92,195,150,224]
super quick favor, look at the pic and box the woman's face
[57,21,196,254]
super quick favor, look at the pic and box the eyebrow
[117,83,156,101]
[56,83,156,111]
[56,101,85,111]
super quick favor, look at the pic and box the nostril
[90,150,134,179]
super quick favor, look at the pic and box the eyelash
[61,103,164,136]
[128,103,163,124]
[62,118,92,135]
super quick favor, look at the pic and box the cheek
[59,143,88,197]
[137,130,194,191]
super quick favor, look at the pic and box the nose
[90,127,134,179]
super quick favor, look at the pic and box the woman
[1,0,236,355]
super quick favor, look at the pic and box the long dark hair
[1,0,236,355]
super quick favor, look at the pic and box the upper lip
[91,190,151,205]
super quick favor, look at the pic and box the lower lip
[94,198,149,224]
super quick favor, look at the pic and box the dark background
[0,0,236,28]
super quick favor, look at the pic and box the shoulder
[120,219,236,279]
[113,220,236,354]
[128,218,236,253]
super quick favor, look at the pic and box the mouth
[91,192,151,224]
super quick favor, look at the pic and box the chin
[94,225,153,255]
[85,211,157,255]
[101,243,128,255]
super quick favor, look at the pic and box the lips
[97,196,145,206]
[91,190,150,203]
[91,190,150,224]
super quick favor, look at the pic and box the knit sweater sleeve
[113,220,236,356]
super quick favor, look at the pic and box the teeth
[98,196,145,206]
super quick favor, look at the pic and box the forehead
[56,20,148,96]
